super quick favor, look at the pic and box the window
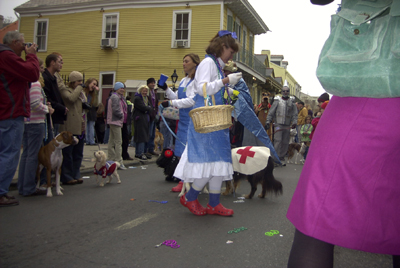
[176,13,189,40]
[249,33,254,67]
[102,13,119,46]
[227,10,233,32]
[233,19,241,61]
[34,19,49,52]
[242,28,247,62]
[171,10,192,48]
[234,20,241,41]
[101,73,114,86]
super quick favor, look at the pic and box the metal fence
[234,47,266,77]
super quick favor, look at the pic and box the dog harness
[94,161,117,178]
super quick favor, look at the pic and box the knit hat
[223,60,238,72]
[114,82,125,91]
[69,71,83,82]
[321,101,329,110]
[318,93,330,103]
[147,78,156,85]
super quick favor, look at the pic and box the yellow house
[256,50,302,101]
[15,0,270,105]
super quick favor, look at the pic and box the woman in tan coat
[59,71,86,185]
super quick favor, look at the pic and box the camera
[25,43,39,52]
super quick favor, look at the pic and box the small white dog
[93,151,121,186]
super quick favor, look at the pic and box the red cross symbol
[237,146,256,164]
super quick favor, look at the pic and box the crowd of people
[0,31,162,204]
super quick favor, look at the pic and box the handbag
[161,107,179,120]
[316,0,400,98]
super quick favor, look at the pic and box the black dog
[156,148,180,182]
[223,157,282,199]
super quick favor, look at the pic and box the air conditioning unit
[101,38,116,48]
[175,40,188,48]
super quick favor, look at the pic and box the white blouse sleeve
[194,57,224,97]
[165,87,178,100]
[171,77,195,109]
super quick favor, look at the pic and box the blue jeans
[104,126,110,144]
[136,142,145,156]
[86,120,96,144]
[61,135,85,183]
[160,123,173,149]
[18,123,45,195]
[127,123,132,139]
[145,120,156,153]
[0,117,24,196]
[304,145,309,160]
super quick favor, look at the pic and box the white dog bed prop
[231,146,271,175]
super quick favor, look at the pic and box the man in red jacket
[0,31,39,207]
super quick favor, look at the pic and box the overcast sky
[1,0,340,97]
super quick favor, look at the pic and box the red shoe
[206,203,234,216]
[180,194,207,216]
[171,181,183,192]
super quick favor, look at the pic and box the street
[0,162,393,268]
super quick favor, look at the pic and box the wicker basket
[189,83,234,133]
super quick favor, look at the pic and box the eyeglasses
[282,90,289,93]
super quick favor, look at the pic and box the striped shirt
[25,81,49,124]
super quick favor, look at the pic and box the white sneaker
[119,164,127,170]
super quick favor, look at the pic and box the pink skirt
[287,96,400,255]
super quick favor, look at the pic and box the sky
[1,0,340,97]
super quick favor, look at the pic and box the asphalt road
[0,162,393,268]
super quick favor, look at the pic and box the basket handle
[202,83,216,107]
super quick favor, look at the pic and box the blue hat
[114,82,124,90]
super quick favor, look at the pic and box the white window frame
[171,10,192,48]
[102,13,119,48]
[34,18,49,52]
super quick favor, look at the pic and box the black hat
[317,93,330,103]
[147,78,156,85]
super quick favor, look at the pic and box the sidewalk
[12,144,158,184]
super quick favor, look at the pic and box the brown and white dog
[223,146,283,199]
[93,150,121,186]
[154,128,164,153]
[287,142,306,164]
[36,131,78,197]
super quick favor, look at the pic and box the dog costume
[94,161,117,179]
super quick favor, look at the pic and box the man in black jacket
[42,54,68,137]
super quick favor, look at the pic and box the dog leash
[159,104,185,147]
[273,126,292,134]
